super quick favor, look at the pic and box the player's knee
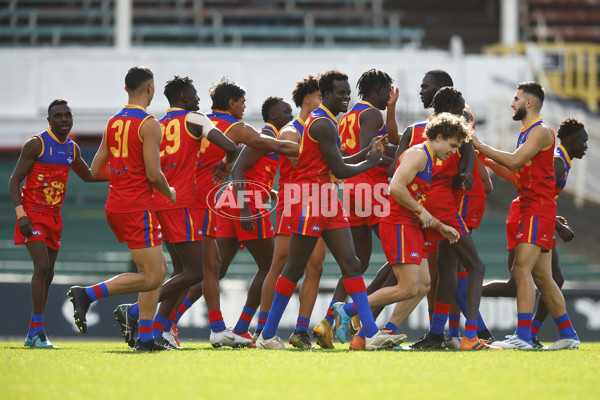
[189,268,203,285]
[340,257,362,278]
[33,261,51,277]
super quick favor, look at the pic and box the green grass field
[2,341,599,400]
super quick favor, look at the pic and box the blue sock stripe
[32,314,44,323]
[129,303,140,320]
[477,312,488,331]
[532,319,544,329]
[262,291,293,340]
[554,313,569,324]
[183,298,192,309]
[242,306,256,317]
[297,316,310,325]
[383,322,398,333]
[343,302,358,317]
[449,314,461,322]
[99,282,109,297]
[348,290,377,338]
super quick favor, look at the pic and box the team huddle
[10,65,588,351]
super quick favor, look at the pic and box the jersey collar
[521,117,543,132]
[47,127,67,144]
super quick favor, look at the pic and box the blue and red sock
[262,276,296,340]
[531,318,543,339]
[84,282,108,303]
[256,311,269,332]
[464,319,478,340]
[430,302,451,336]
[234,306,256,334]
[174,298,192,325]
[343,276,377,338]
[382,321,398,335]
[208,310,226,333]
[554,313,578,339]
[515,312,533,342]
[343,302,358,318]
[428,307,433,323]
[296,316,310,333]
[28,314,44,338]
[325,301,335,326]
[138,319,153,343]
[128,302,139,321]
[448,314,461,338]
[153,314,170,339]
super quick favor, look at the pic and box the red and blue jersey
[197,110,242,209]
[21,128,75,215]
[554,143,571,198]
[154,108,203,210]
[296,105,341,185]
[246,123,279,196]
[388,142,434,225]
[339,100,388,186]
[515,117,556,218]
[105,105,155,213]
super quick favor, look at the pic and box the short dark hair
[318,70,348,96]
[517,81,545,105]
[48,99,68,117]
[292,74,319,108]
[558,118,585,140]
[209,77,246,111]
[425,69,453,88]
[261,96,283,123]
[164,75,193,105]
[125,66,153,92]
[425,112,473,143]
[357,69,393,98]
[432,86,463,114]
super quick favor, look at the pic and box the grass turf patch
[1,341,599,400]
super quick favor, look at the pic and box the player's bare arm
[71,143,107,182]
[386,85,400,145]
[388,125,412,177]
[231,145,266,232]
[553,157,574,242]
[476,155,493,194]
[140,117,176,203]
[453,141,475,190]
[228,123,299,157]
[278,125,301,166]
[91,132,112,180]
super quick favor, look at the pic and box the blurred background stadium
[0,0,599,340]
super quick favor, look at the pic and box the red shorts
[455,194,486,230]
[343,184,388,227]
[275,201,292,236]
[155,207,203,243]
[216,204,274,241]
[106,210,162,249]
[379,222,424,265]
[423,210,469,243]
[506,221,518,251]
[289,200,349,237]
[516,215,555,252]
[424,239,439,254]
[195,207,218,238]
[14,209,62,251]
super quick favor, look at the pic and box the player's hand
[472,133,483,150]
[240,207,255,231]
[440,224,460,244]
[18,216,34,237]
[388,86,399,107]
[339,145,350,157]
[453,172,474,190]
[168,187,176,204]
[417,209,436,228]
[556,217,574,242]
[212,160,232,185]
[366,148,383,167]
[370,135,388,152]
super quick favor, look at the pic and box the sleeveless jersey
[295,105,341,184]
[21,128,75,215]
[554,143,571,198]
[105,105,155,213]
[388,142,434,225]
[515,118,556,218]
[196,110,242,209]
[245,123,279,196]
[278,117,304,186]
[154,108,203,210]
[339,100,388,186]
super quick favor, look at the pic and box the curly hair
[356,69,393,98]
[425,113,473,143]
[317,70,348,96]
[209,76,246,111]
[164,75,193,105]
[432,86,463,114]
[557,117,585,140]
[292,74,319,108]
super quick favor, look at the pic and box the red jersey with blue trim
[246,123,279,196]
[105,105,155,213]
[388,142,434,225]
[197,110,242,209]
[339,100,388,186]
[515,118,556,218]
[21,128,75,215]
[278,117,304,186]
[554,143,571,198]
[296,105,341,184]
[154,108,203,210]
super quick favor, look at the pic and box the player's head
[425,112,473,160]
[125,66,155,102]
[558,118,588,159]
[512,81,545,120]
[262,96,293,129]
[432,86,465,117]
[292,74,321,112]
[164,75,199,111]
[210,76,246,119]
[421,70,453,109]
[318,70,350,114]
[47,99,72,136]
[356,69,393,110]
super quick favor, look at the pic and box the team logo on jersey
[157,233,163,239]
[410,252,419,258]
[32,230,42,236]
[311,225,321,232]
[208,180,277,222]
